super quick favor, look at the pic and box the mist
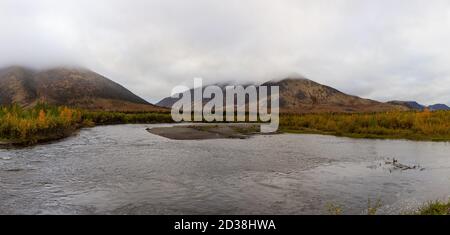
[1,0,450,104]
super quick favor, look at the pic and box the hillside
[157,77,407,113]
[263,78,406,113]
[0,66,166,112]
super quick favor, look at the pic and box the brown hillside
[0,66,166,112]
[263,78,407,113]
[157,77,407,113]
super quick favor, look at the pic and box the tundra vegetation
[417,200,450,215]
[326,199,450,215]
[1,104,450,146]
[280,109,450,141]
[0,103,172,146]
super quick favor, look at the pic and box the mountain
[0,66,165,112]
[387,101,450,111]
[156,81,255,109]
[387,101,425,111]
[263,78,406,113]
[157,77,407,113]
[428,104,450,111]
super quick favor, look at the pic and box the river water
[1,124,450,214]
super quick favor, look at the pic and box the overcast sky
[1,0,450,104]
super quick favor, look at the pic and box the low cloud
[1,0,449,104]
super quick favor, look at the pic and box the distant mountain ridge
[157,77,409,113]
[388,100,450,111]
[387,101,426,111]
[428,104,450,111]
[156,81,257,110]
[2,66,447,113]
[0,66,165,112]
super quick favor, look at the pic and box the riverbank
[326,199,450,215]
[281,128,450,142]
[0,128,80,148]
[2,104,450,147]
[279,111,450,142]
[148,111,450,141]
[417,201,450,215]
[0,104,173,147]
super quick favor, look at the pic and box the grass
[2,104,450,146]
[325,198,383,215]
[280,110,450,141]
[0,103,172,146]
[417,201,450,215]
[0,104,83,146]
[326,198,450,215]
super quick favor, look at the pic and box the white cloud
[0,0,449,105]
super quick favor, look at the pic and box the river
[1,124,450,214]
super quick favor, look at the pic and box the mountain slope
[263,78,407,113]
[387,101,425,111]
[156,81,255,109]
[157,77,407,113]
[0,66,165,112]
[428,104,450,111]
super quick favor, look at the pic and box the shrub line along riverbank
[1,104,450,147]
[280,111,450,142]
[0,104,173,147]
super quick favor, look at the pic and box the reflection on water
[1,124,450,214]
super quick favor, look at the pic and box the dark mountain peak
[387,101,450,111]
[428,104,450,111]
